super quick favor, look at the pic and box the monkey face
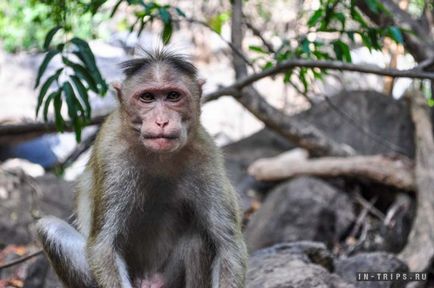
[136,88,190,153]
[117,66,201,154]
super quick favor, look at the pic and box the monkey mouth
[142,133,179,140]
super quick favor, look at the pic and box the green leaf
[361,33,372,50]
[368,29,381,50]
[262,61,274,70]
[175,7,186,17]
[364,0,379,13]
[42,90,59,122]
[333,40,352,62]
[62,57,99,93]
[162,22,173,44]
[387,26,404,44]
[159,8,171,24]
[283,70,293,83]
[350,8,368,28]
[36,68,63,117]
[70,75,91,120]
[299,68,309,92]
[63,81,84,142]
[307,9,323,27]
[301,38,310,54]
[43,26,62,50]
[312,50,331,60]
[333,12,346,30]
[53,91,64,132]
[63,81,77,120]
[70,38,98,72]
[35,49,60,88]
[312,68,324,80]
[249,45,268,54]
[347,31,355,42]
[209,15,224,34]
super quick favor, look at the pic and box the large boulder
[0,167,74,245]
[223,129,293,211]
[247,241,354,288]
[293,90,414,157]
[335,252,409,288]
[245,177,355,251]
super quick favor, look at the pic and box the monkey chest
[122,196,196,272]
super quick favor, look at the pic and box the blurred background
[0,0,433,287]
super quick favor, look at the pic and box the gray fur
[36,50,247,288]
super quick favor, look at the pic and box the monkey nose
[155,120,169,128]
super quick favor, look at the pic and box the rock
[245,177,355,251]
[247,241,354,288]
[223,129,293,211]
[23,256,63,288]
[335,252,408,288]
[293,90,414,157]
[0,167,74,245]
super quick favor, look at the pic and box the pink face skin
[139,273,165,288]
[114,66,201,154]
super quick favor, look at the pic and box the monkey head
[114,51,204,153]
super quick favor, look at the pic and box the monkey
[36,49,247,288]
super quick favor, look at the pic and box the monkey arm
[87,233,133,288]
[206,185,248,288]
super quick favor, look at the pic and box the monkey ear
[197,79,206,87]
[197,79,206,97]
[112,82,123,101]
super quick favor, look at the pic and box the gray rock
[247,242,354,288]
[335,252,409,288]
[223,129,293,211]
[293,90,414,157]
[245,177,355,251]
[0,168,74,245]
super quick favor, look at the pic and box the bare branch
[399,88,434,272]
[0,115,107,144]
[204,59,434,102]
[0,250,43,270]
[176,17,254,69]
[244,21,275,53]
[228,0,355,157]
[48,129,99,171]
[248,149,415,191]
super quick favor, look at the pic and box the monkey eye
[167,91,181,102]
[138,92,155,103]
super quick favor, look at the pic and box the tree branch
[399,88,434,273]
[228,0,355,157]
[355,0,434,62]
[248,149,415,191]
[0,250,43,270]
[204,59,434,102]
[0,115,107,144]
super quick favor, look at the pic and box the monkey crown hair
[120,48,198,79]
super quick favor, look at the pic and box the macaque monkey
[36,49,247,288]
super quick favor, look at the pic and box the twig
[0,250,43,270]
[244,21,275,53]
[48,128,99,171]
[0,114,107,137]
[354,193,385,221]
[349,196,378,239]
[176,17,254,69]
[204,59,434,102]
